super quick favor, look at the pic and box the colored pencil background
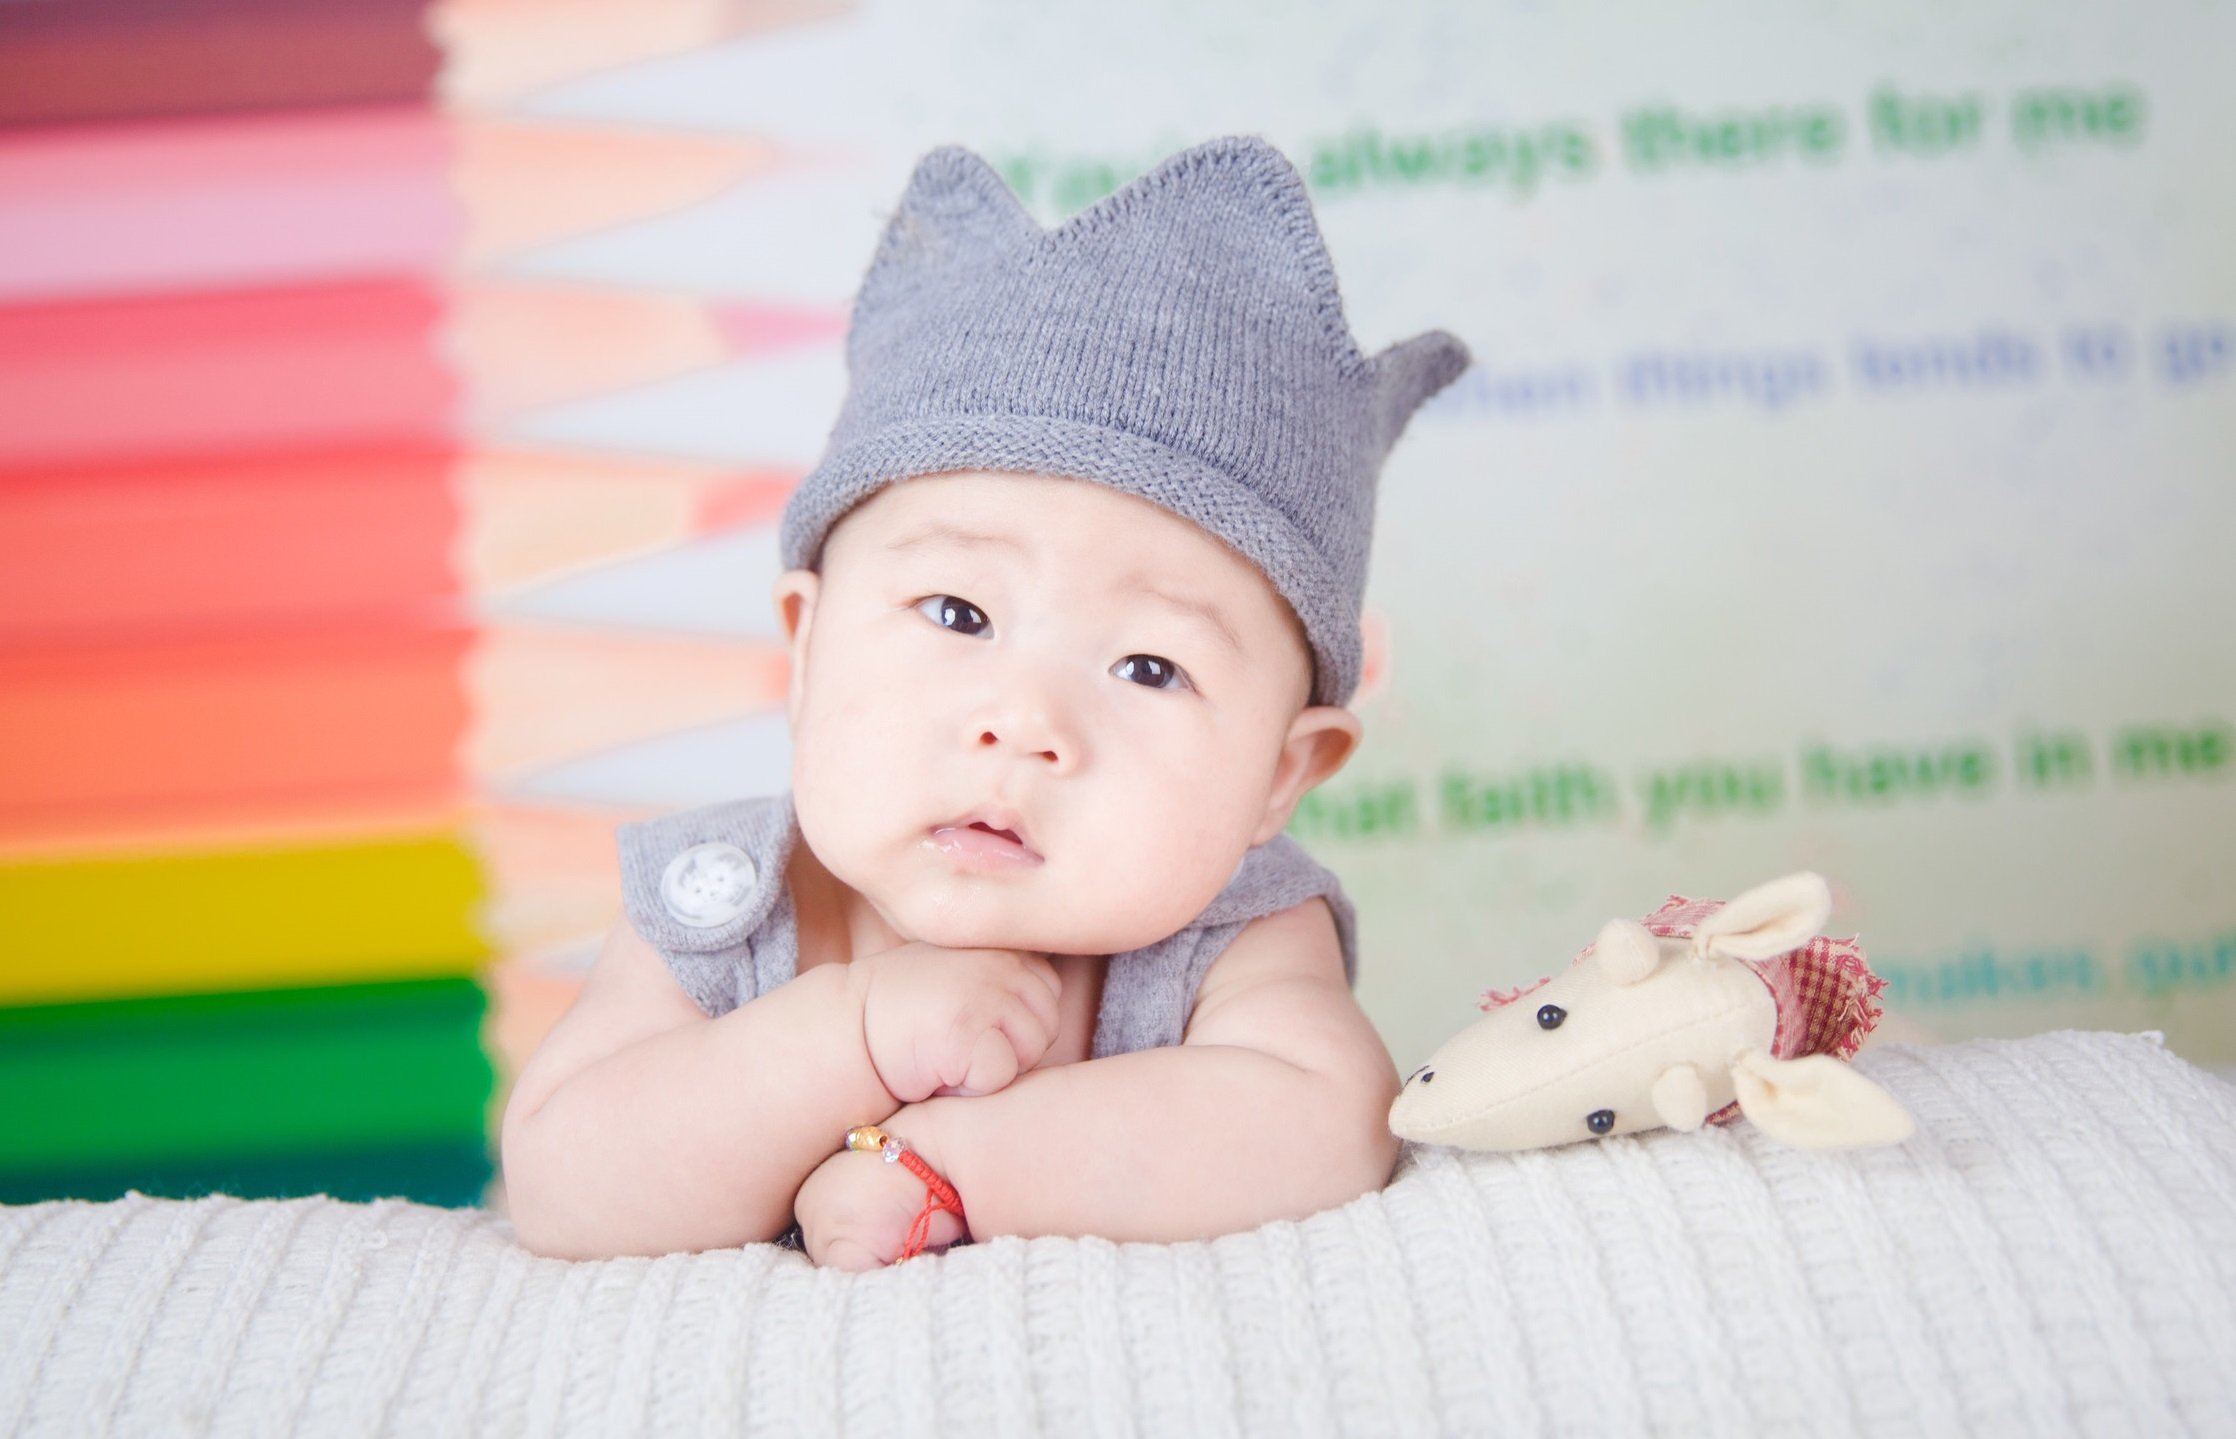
[6,1,2231,1213]
[0,0,847,1207]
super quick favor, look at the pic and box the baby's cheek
[790,716,875,805]
[1075,849,1233,950]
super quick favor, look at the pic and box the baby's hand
[794,1133,968,1271]
[851,943,1061,1103]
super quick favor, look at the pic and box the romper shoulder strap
[1091,835,1357,1058]
[614,795,801,1016]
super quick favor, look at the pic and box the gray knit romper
[616,793,1359,1057]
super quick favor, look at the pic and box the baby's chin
[893,904,1185,959]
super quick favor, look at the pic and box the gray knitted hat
[779,134,1470,707]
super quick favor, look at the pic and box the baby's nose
[967,684,1078,772]
[972,716,1072,771]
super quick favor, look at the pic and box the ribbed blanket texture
[3,1031,2233,1436]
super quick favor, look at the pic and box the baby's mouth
[926,814,1043,865]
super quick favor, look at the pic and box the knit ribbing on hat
[779,135,1470,707]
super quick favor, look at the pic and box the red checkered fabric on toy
[1630,895,1884,1061]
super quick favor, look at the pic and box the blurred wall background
[2,0,2229,1207]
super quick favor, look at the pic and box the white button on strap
[660,842,758,928]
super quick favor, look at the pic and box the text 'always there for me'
[997,82,2151,212]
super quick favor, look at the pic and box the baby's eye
[1112,654,1189,691]
[914,595,990,637]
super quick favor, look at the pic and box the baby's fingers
[953,1027,1023,1098]
[1021,953,1062,1005]
[1010,957,1062,1035]
[994,991,1059,1073]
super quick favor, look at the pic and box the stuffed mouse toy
[1388,872,1914,1152]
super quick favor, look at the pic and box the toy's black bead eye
[1587,1109,1616,1135]
[1536,1004,1566,1030]
[1420,1068,1434,1084]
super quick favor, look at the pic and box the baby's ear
[1251,706,1362,845]
[772,569,821,721]
[772,568,819,643]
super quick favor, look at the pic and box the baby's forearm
[897,1045,1401,1244]
[502,962,896,1259]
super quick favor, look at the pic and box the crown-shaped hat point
[898,144,1028,226]
[784,134,1471,706]
[1052,137,1368,359]
[858,147,1041,278]
[1371,329,1473,452]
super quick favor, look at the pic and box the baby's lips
[932,807,1038,856]
[925,824,1045,866]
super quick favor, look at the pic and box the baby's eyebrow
[880,523,1025,556]
[1132,582,1243,657]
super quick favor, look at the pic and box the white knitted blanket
[4,1031,2233,1437]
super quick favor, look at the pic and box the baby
[499,136,1468,1268]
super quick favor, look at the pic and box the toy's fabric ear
[1730,1050,1915,1148]
[1651,1063,1710,1131]
[1695,872,1832,961]
[1594,918,1661,985]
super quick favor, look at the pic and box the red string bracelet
[844,1125,968,1264]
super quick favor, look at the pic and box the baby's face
[776,470,1353,956]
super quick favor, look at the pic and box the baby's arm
[499,919,896,1259]
[867,898,1401,1246]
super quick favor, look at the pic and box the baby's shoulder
[1179,895,1383,1081]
